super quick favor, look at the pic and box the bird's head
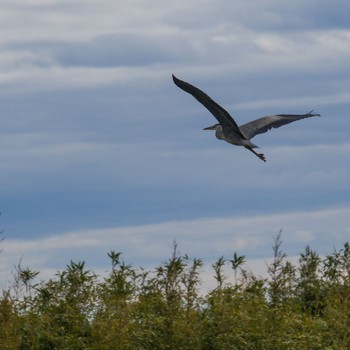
[203,123,221,131]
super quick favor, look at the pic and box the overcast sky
[1,0,350,286]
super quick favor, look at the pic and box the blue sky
[1,0,350,286]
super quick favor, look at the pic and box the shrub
[1,237,350,349]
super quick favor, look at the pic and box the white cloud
[236,92,350,110]
[295,229,315,242]
[0,65,157,93]
[1,0,350,95]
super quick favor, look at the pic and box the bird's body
[172,74,320,162]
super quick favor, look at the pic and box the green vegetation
[2,234,350,349]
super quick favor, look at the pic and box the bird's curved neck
[215,126,225,140]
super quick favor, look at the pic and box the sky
[1,0,350,288]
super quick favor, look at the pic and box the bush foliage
[2,234,350,349]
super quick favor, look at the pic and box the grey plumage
[172,74,320,162]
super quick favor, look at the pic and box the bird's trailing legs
[245,146,266,162]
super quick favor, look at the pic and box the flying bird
[172,74,320,162]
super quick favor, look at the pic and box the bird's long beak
[203,125,217,130]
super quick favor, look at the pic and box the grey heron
[172,74,320,162]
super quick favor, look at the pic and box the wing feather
[239,112,320,140]
[172,75,242,134]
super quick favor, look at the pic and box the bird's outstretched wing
[239,111,321,140]
[172,74,243,135]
